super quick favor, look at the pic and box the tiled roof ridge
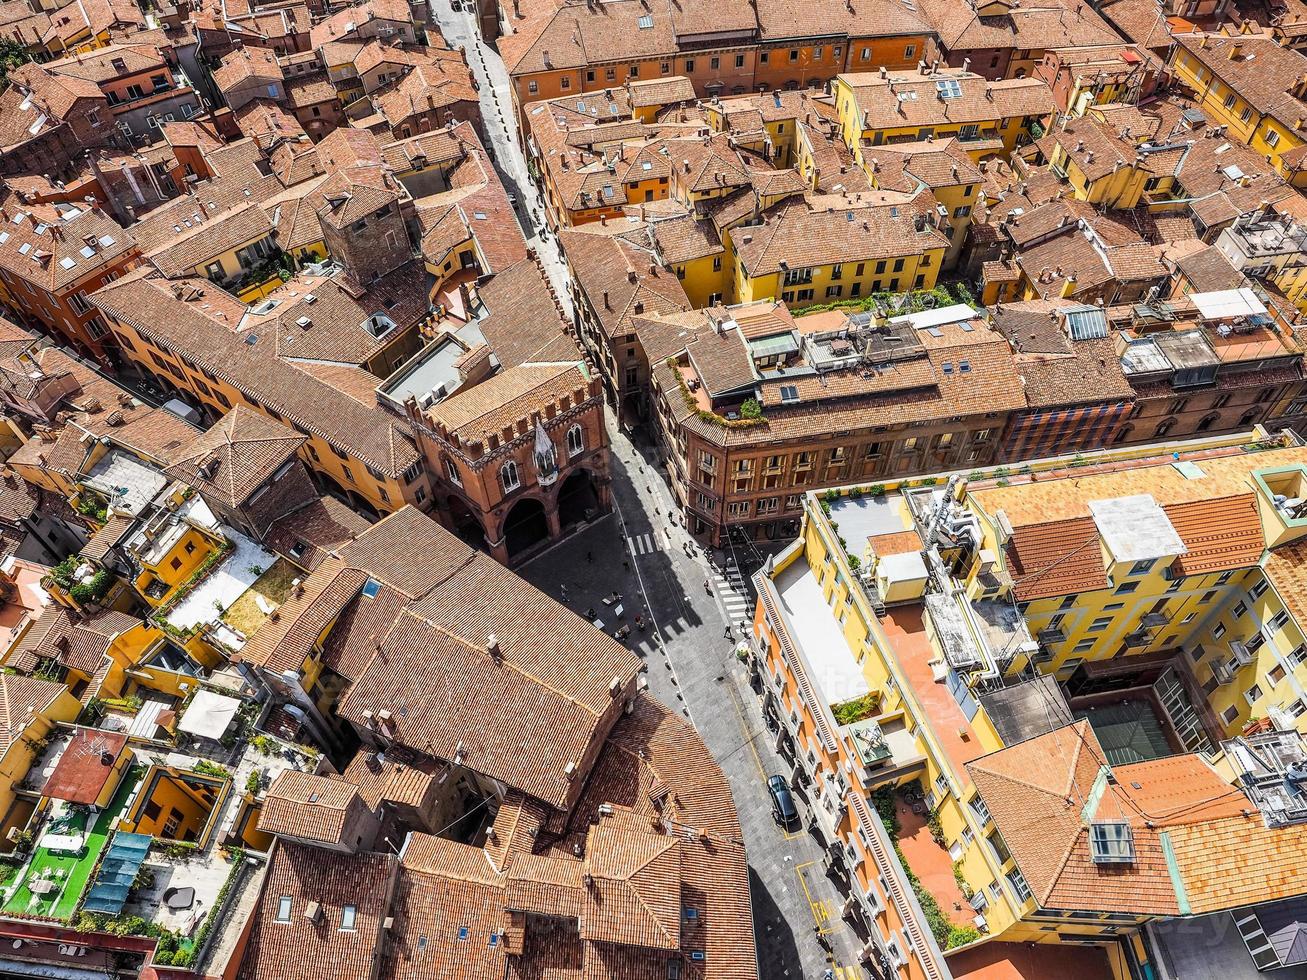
[610,834,681,947]
[390,608,607,723]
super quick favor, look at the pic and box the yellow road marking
[795,862,841,936]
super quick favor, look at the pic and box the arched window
[1195,412,1220,433]
[566,424,584,457]
[1154,418,1175,438]
[444,455,462,487]
[500,460,519,493]
[1239,409,1258,428]
[1113,423,1133,445]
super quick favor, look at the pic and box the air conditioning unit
[1232,641,1254,667]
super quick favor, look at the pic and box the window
[710,56,720,69]
[560,76,571,90]
[528,80,538,94]
[684,58,695,72]
[276,896,292,922]
[340,905,357,931]
[566,424,584,456]
[735,54,745,68]
[501,461,520,493]
[1115,581,1138,595]
[1234,601,1248,618]
[1007,870,1033,902]
[361,578,382,599]
[1089,821,1135,863]
[1246,683,1264,705]
[904,43,916,58]
[1221,704,1239,725]
[1266,129,1280,148]
[1088,617,1111,633]
[1129,559,1156,577]
[1214,623,1227,639]
[1250,579,1269,599]
[953,205,972,218]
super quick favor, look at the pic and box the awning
[177,690,241,741]
[82,832,152,915]
[1190,287,1266,320]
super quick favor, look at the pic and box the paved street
[423,1,869,969]
[425,0,573,318]
[519,418,869,980]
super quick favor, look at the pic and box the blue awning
[83,832,152,915]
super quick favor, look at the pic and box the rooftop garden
[218,559,299,638]
[872,787,981,952]
[2,765,144,922]
[792,281,978,319]
[832,691,881,726]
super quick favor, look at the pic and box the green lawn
[4,769,141,920]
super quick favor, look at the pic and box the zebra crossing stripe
[628,532,661,556]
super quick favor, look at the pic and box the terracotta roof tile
[238,842,397,980]
[259,770,368,845]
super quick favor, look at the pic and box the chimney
[602,290,610,308]
[487,633,501,659]
[1229,41,1243,60]
[962,57,971,72]
[627,269,637,283]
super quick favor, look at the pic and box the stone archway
[503,496,549,561]
[445,495,487,550]
[557,469,599,531]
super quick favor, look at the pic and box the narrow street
[518,417,869,980]
[424,2,869,970]
[426,0,572,317]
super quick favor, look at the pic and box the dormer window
[1089,819,1134,864]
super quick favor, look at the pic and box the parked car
[768,774,799,829]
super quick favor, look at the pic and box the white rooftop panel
[888,303,976,331]
[1088,494,1187,563]
[1190,287,1267,320]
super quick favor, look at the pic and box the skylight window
[641,161,652,171]
[1089,820,1135,864]
[936,78,963,99]
[361,578,382,598]
[457,927,469,941]
[340,905,356,931]
[17,243,30,255]
[276,896,292,922]
[59,257,76,269]
[637,13,653,27]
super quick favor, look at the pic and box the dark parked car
[768,774,799,829]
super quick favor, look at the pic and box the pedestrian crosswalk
[713,559,753,626]
[627,531,662,556]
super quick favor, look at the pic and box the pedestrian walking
[623,559,630,572]
[723,624,733,640]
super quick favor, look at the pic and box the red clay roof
[43,728,128,805]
